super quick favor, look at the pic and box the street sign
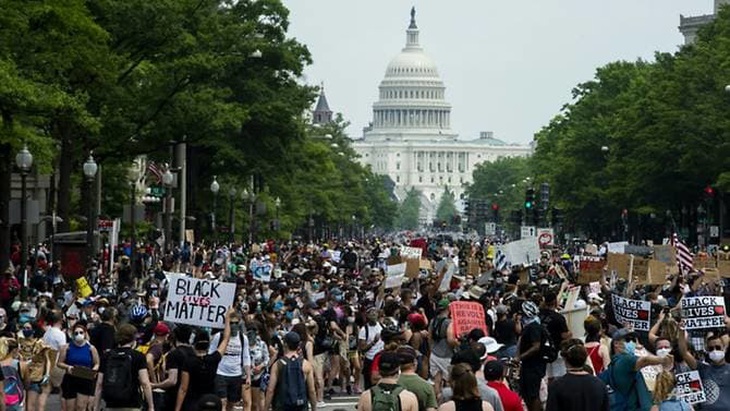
[521,226,536,238]
[149,186,166,198]
[537,228,554,247]
[710,226,720,238]
[485,222,496,236]
[97,219,114,232]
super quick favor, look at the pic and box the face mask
[74,333,85,343]
[347,316,355,324]
[285,311,294,320]
[254,293,262,300]
[22,329,33,338]
[98,307,105,314]
[656,348,671,358]
[19,315,32,324]
[624,341,636,356]
[312,283,320,290]
[709,350,725,363]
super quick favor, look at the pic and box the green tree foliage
[396,188,421,231]
[533,7,730,239]
[436,187,457,221]
[466,156,533,211]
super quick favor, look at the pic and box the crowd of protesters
[0,235,726,411]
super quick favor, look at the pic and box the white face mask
[74,333,85,343]
[709,350,725,363]
[656,348,671,358]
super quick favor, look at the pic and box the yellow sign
[76,277,93,298]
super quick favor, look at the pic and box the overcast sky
[282,1,712,144]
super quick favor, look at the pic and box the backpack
[370,383,404,411]
[277,355,308,411]
[599,359,652,411]
[431,317,448,341]
[538,325,559,363]
[2,361,23,407]
[102,348,137,404]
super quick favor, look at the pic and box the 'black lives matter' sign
[675,371,706,404]
[165,276,235,328]
[681,296,726,330]
[612,294,651,331]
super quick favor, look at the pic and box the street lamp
[15,145,32,300]
[162,165,174,252]
[229,187,237,244]
[242,189,255,244]
[274,196,281,234]
[210,176,220,232]
[128,162,140,279]
[83,153,98,269]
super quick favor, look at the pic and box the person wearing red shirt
[484,360,523,411]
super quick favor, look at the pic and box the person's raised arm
[175,371,190,411]
[216,307,235,357]
[648,310,666,346]
[677,324,697,370]
[636,354,673,371]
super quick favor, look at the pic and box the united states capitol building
[343,9,532,223]
[679,0,729,44]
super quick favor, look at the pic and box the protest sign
[76,277,93,298]
[589,281,601,295]
[680,296,726,330]
[310,291,326,303]
[632,257,650,284]
[577,256,604,284]
[625,245,652,257]
[607,241,628,254]
[385,263,406,289]
[331,250,342,263]
[611,294,651,331]
[250,260,271,282]
[419,259,432,270]
[640,364,662,392]
[499,238,541,267]
[717,260,730,278]
[401,246,422,278]
[467,259,481,277]
[647,260,669,285]
[437,260,456,292]
[164,276,236,328]
[607,253,632,279]
[652,245,676,266]
[450,301,488,337]
[675,371,706,404]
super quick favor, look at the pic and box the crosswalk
[322,395,361,409]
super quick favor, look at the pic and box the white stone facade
[352,8,532,223]
[679,0,730,44]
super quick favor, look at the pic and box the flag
[672,233,693,274]
[495,250,508,271]
[147,161,162,183]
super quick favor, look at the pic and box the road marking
[326,402,360,407]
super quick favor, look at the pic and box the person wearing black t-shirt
[546,340,608,411]
[176,308,234,411]
[153,325,196,411]
[516,301,546,411]
[93,323,154,411]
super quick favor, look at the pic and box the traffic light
[704,185,716,199]
[540,183,550,210]
[525,188,535,210]
[491,203,499,222]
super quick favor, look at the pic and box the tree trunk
[0,139,11,273]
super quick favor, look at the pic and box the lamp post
[229,187,237,244]
[128,162,139,279]
[274,197,281,234]
[83,153,98,269]
[210,176,220,234]
[162,165,174,252]
[15,145,32,300]
[242,189,255,244]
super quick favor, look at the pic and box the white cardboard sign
[164,276,235,328]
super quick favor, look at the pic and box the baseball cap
[407,313,427,328]
[284,331,301,347]
[484,360,505,381]
[379,351,401,376]
[611,328,635,341]
[438,298,450,310]
[478,337,504,356]
[153,322,170,336]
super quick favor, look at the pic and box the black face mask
[194,341,210,351]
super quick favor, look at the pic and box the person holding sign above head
[176,307,236,411]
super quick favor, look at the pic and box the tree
[436,187,457,222]
[396,188,421,231]
[466,156,533,211]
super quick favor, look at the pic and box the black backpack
[277,355,308,411]
[539,325,559,363]
[102,348,136,404]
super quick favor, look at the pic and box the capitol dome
[365,7,455,141]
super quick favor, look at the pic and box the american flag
[147,161,162,183]
[672,232,693,274]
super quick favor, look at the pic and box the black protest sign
[680,296,726,330]
[675,371,706,404]
[611,294,651,331]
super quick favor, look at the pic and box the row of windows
[388,66,436,75]
[395,175,464,185]
[380,89,443,100]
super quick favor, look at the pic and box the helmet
[129,305,148,322]
[380,317,402,341]
[521,301,539,318]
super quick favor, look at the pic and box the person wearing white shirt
[42,311,68,404]
[209,313,251,411]
[358,308,384,390]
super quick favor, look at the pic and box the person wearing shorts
[210,313,251,411]
[57,324,100,411]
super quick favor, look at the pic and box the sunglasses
[708,345,724,351]
[624,337,637,343]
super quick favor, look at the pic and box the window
[396,176,400,183]
[419,176,423,183]
[396,162,400,171]
[431,177,434,183]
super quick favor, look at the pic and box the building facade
[679,0,730,44]
[351,8,532,223]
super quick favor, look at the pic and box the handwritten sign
[164,276,236,328]
[250,260,271,283]
[437,260,456,292]
[611,294,651,331]
[450,301,488,337]
[578,256,604,284]
[498,238,541,267]
[385,263,406,289]
[401,246,423,278]
[607,242,628,254]
[675,371,706,404]
[310,291,326,303]
[680,296,726,330]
